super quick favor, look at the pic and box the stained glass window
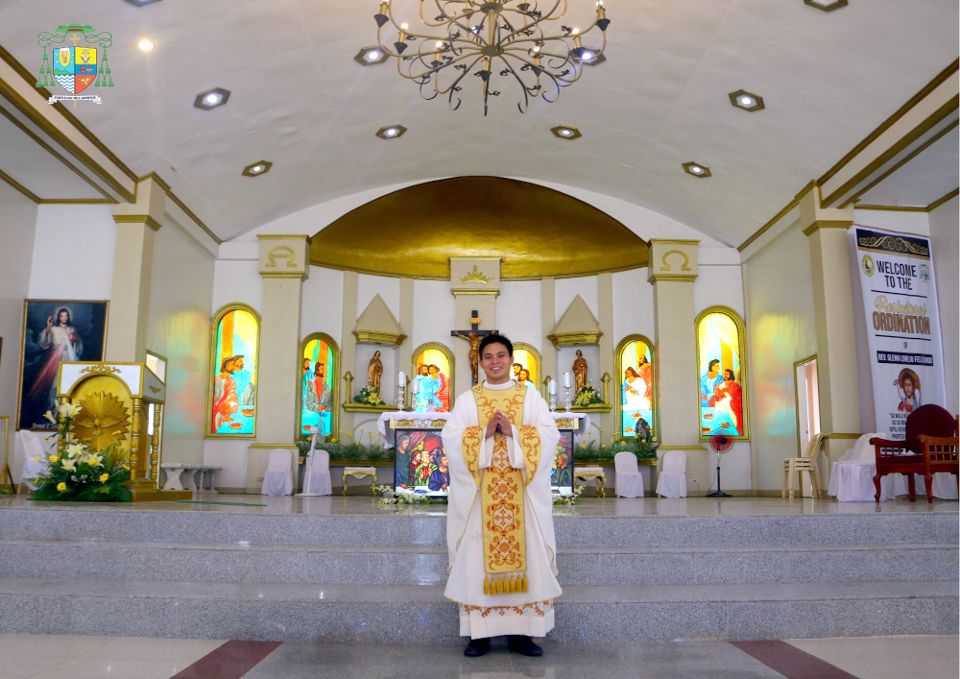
[617,335,656,439]
[512,342,541,394]
[412,343,453,412]
[696,307,748,440]
[208,305,259,437]
[299,333,339,439]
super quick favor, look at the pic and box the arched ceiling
[309,176,648,279]
[0,1,956,247]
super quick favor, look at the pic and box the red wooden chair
[869,404,959,503]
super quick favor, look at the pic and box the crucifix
[451,310,498,386]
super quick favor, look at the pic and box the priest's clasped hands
[484,410,513,440]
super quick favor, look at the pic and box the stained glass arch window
[616,335,656,440]
[411,343,454,412]
[512,342,542,394]
[298,333,340,440]
[207,304,260,438]
[695,306,749,440]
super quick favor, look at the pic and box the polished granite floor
[0,633,955,679]
[2,492,957,517]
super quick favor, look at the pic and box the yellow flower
[99,473,110,483]
[85,454,103,467]
[48,454,59,463]
[56,482,67,492]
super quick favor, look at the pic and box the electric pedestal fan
[705,433,732,498]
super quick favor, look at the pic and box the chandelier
[372,1,611,114]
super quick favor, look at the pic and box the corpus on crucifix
[451,310,498,386]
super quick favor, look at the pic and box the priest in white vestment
[441,334,561,657]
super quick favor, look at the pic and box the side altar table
[377,410,590,497]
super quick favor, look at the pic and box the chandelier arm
[399,44,482,87]
[494,55,535,113]
[501,50,564,103]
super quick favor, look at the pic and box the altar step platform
[0,496,955,644]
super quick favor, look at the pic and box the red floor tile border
[172,640,282,679]
[731,640,859,679]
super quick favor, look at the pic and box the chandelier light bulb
[204,92,221,106]
[738,95,754,106]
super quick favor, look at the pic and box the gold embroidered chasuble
[461,383,541,595]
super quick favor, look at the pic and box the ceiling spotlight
[193,87,230,110]
[376,125,407,140]
[354,46,388,66]
[242,161,272,177]
[123,0,163,6]
[803,0,848,12]
[728,89,765,112]
[682,162,712,178]
[551,125,582,140]
[138,38,155,52]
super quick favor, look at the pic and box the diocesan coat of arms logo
[36,24,114,104]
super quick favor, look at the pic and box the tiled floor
[0,634,955,679]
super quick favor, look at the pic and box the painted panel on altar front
[17,299,108,431]
[618,336,656,440]
[696,308,748,439]
[552,430,574,493]
[512,343,540,393]
[394,429,448,496]
[208,305,259,438]
[412,345,452,412]
[299,334,338,439]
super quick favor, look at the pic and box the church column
[799,186,859,461]
[648,240,707,489]
[107,176,165,361]
[398,277,414,406]
[540,277,557,389]
[246,234,309,492]
[339,271,358,437]
[597,273,614,438]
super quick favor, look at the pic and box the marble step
[1,506,955,549]
[0,539,955,587]
[0,576,954,643]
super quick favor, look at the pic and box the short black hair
[479,333,513,357]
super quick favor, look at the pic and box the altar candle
[548,378,556,395]
[563,372,571,388]
[412,377,419,394]
[398,370,405,386]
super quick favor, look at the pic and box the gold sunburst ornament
[72,391,130,450]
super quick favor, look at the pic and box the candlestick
[563,372,571,388]
[548,378,556,395]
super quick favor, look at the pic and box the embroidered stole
[461,384,541,595]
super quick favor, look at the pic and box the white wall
[29,204,115,298]
[928,197,959,413]
[742,221,818,491]
[301,266,343,345]
[0,183,38,482]
[612,267,655,345]
[144,218,216,465]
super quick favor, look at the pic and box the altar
[378,411,589,497]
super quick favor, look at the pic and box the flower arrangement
[375,483,443,506]
[573,384,604,407]
[353,385,386,406]
[31,404,132,502]
[552,484,585,506]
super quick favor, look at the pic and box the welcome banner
[853,227,946,439]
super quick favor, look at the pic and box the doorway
[794,355,821,452]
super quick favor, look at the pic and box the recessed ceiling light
[728,89,765,112]
[682,161,712,178]
[242,160,272,177]
[354,46,388,66]
[376,125,407,140]
[123,0,163,6]
[193,87,230,110]
[803,0,848,12]
[551,125,582,140]
[138,38,155,52]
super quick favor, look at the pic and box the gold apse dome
[309,177,649,280]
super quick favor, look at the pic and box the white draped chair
[300,445,332,496]
[260,448,294,496]
[614,451,644,498]
[656,450,687,498]
[18,430,48,493]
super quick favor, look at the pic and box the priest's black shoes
[463,638,491,657]
[508,635,543,657]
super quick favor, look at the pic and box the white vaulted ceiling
[0,0,956,246]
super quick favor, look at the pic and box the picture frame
[16,299,109,431]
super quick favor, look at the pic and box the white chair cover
[614,451,644,498]
[261,448,294,496]
[18,430,48,491]
[301,448,332,496]
[656,450,687,498]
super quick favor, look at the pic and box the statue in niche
[368,350,383,394]
[573,349,588,392]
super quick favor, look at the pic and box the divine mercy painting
[17,299,108,430]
